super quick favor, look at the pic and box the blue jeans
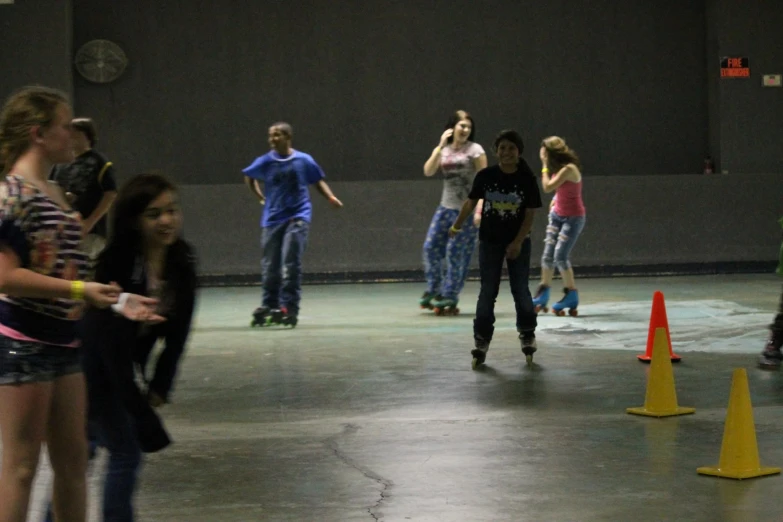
[88,411,143,522]
[474,238,536,342]
[541,211,586,273]
[261,219,310,316]
[93,413,143,522]
[422,206,479,299]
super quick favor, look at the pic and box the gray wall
[182,175,782,277]
[0,0,72,99]
[708,0,783,174]
[71,0,708,183]
[2,2,782,278]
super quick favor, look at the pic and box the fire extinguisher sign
[720,57,750,78]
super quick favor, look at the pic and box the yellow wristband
[70,280,85,301]
[450,225,461,233]
[541,168,549,174]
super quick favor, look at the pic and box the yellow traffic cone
[627,327,695,417]
[697,368,781,480]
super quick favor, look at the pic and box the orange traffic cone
[627,327,695,417]
[697,368,781,480]
[637,291,681,362]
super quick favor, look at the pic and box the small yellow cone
[697,368,781,480]
[627,327,695,417]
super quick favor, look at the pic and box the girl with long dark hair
[81,172,197,521]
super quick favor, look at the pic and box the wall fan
[74,39,128,84]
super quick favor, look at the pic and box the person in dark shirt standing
[50,117,117,264]
[449,129,543,369]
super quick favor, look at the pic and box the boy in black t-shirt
[50,117,118,263]
[449,129,543,368]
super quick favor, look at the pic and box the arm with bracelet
[0,241,118,307]
[540,164,578,193]
[449,197,480,237]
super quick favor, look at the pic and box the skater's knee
[554,246,571,269]
[554,259,571,273]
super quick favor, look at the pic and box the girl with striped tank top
[532,136,586,316]
[0,86,161,522]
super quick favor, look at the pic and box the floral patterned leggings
[422,205,479,300]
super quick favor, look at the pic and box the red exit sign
[721,57,750,78]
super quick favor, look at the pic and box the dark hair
[0,85,69,174]
[71,117,97,147]
[444,110,475,144]
[101,172,177,261]
[98,172,196,302]
[270,121,293,138]
[492,129,525,154]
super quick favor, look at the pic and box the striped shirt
[0,175,88,345]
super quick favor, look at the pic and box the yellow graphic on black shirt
[492,201,519,212]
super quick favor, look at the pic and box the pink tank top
[553,179,585,217]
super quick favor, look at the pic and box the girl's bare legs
[0,382,52,522]
[539,267,555,287]
[562,267,576,289]
[46,372,88,522]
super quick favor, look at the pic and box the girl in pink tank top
[532,136,586,316]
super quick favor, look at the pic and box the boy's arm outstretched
[315,180,343,208]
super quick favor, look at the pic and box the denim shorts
[0,334,82,385]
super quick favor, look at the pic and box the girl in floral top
[0,86,159,522]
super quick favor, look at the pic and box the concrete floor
[16,274,783,521]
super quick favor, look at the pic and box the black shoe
[471,336,490,369]
[758,338,783,370]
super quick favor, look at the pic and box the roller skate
[419,291,437,310]
[519,331,537,367]
[250,306,272,327]
[471,336,490,370]
[270,307,298,328]
[532,284,550,313]
[552,288,579,317]
[432,296,460,316]
[758,335,783,370]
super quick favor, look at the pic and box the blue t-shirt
[242,150,325,227]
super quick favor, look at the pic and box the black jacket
[135,242,198,402]
[82,239,197,453]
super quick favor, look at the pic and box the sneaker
[758,338,783,370]
[519,331,537,356]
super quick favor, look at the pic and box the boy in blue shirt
[243,122,342,327]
